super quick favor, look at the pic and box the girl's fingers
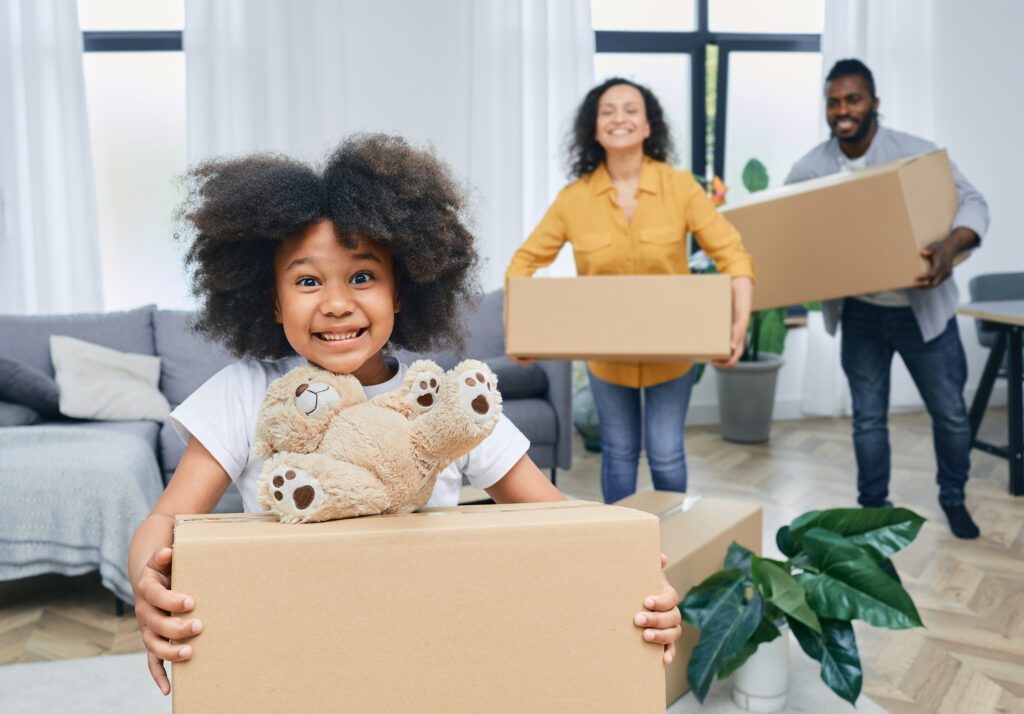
[664,641,677,664]
[634,608,680,631]
[143,610,203,642]
[141,626,194,663]
[139,576,194,614]
[147,651,171,695]
[642,624,682,646]
[146,547,174,578]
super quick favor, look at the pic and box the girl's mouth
[314,327,367,342]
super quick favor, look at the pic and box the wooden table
[958,300,1024,495]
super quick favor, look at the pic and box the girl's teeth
[319,331,359,341]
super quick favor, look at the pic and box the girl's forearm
[129,512,175,588]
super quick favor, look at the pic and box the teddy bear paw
[456,366,498,423]
[294,380,342,419]
[407,370,443,412]
[267,465,325,523]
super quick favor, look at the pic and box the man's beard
[831,105,876,144]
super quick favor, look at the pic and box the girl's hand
[635,554,682,664]
[133,546,202,695]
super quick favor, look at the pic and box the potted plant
[710,158,787,442]
[680,506,925,710]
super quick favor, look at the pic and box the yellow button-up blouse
[506,158,755,388]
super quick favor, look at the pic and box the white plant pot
[731,628,789,712]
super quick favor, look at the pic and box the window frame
[595,0,820,181]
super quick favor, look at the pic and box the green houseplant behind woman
[506,77,755,503]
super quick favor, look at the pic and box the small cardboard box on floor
[171,501,666,713]
[505,274,731,362]
[614,491,762,706]
[719,149,958,311]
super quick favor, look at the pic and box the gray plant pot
[713,353,784,443]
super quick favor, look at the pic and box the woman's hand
[712,276,753,368]
[509,356,537,366]
[635,554,682,664]
[133,546,202,695]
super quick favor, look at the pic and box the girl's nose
[320,285,354,316]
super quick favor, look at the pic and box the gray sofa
[0,290,571,602]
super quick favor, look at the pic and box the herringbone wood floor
[1,408,1021,713]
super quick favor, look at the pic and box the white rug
[0,640,885,714]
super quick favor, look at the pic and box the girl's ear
[274,296,282,323]
[393,289,401,314]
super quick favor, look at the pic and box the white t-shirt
[837,152,912,308]
[170,355,530,512]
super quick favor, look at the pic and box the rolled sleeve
[460,415,530,491]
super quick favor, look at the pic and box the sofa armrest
[538,359,572,471]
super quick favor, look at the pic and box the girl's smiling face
[273,219,400,385]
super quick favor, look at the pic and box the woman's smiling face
[273,219,400,384]
[595,83,651,154]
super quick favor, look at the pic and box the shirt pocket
[639,226,686,273]
[573,231,614,254]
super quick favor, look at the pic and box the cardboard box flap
[174,500,653,543]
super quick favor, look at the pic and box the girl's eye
[350,271,374,285]
[297,277,320,287]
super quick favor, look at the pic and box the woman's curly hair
[177,133,480,360]
[567,77,675,179]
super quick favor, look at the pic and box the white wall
[689,2,1024,424]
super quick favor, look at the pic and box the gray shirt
[785,125,990,342]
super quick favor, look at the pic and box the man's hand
[916,227,979,288]
[635,554,682,664]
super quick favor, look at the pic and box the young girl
[129,134,682,694]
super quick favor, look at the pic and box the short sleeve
[169,361,259,481]
[456,414,530,490]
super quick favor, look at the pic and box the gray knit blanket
[0,426,163,604]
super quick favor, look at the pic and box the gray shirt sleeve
[947,159,989,241]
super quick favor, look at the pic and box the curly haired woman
[507,78,755,504]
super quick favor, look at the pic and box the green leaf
[742,158,769,193]
[789,507,925,561]
[716,617,781,680]
[788,617,863,704]
[798,528,922,629]
[752,558,821,634]
[776,525,799,558]
[724,541,754,571]
[687,592,765,703]
[680,569,745,630]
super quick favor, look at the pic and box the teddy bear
[253,359,502,523]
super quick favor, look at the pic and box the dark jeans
[586,367,697,504]
[840,298,971,507]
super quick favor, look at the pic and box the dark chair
[968,272,1024,376]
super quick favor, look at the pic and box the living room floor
[1,409,1021,713]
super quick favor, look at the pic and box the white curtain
[184,0,593,290]
[0,0,103,314]
[799,0,936,417]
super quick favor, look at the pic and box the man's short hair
[826,59,876,98]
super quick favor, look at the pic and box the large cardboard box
[505,274,731,361]
[720,149,958,311]
[171,501,665,713]
[614,491,762,706]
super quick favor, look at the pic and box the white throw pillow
[50,335,171,421]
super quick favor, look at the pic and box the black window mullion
[82,30,183,52]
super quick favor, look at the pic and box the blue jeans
[586,367,697,503]
[840,298,971,507]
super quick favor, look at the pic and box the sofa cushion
[153,310,236,407]
[0,305,156,378]
[488,356,549,400]
[0,357,61,417]
[0,401,41,426]
[51,336,170,421]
